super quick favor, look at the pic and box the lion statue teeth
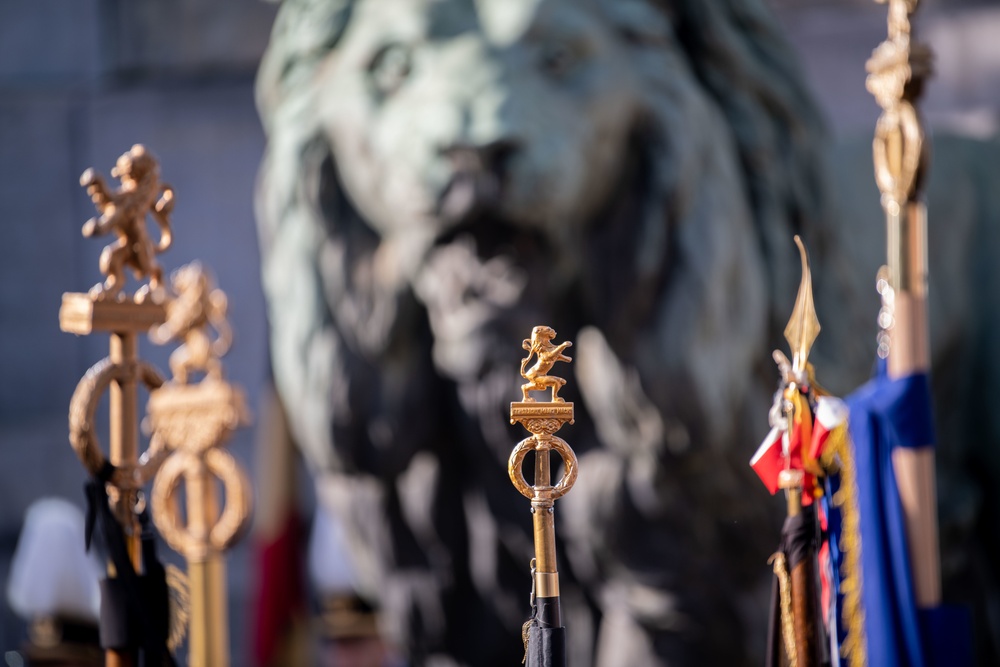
[255,0,999,664]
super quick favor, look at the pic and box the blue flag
[829,363,973,666]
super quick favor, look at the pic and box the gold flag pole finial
[147,263,252,667]
[509,325,577,662]
[62,145,175,667]
[783,235,821,376]
[62,146,252,666]
[78,143,174,304]
[772,238,823,667]
[867,0,941,608]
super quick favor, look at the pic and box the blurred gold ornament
[783,236,820,376]
[869,0,940,611]
[61,146,179,667]
[146,265,252,667]
[79,144,174,303]
[150,262,232,384]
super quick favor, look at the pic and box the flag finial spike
[784,235,821,374]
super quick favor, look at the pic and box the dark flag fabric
[765,506,824,667]
[825,363,974,667]
[524,624,566,667]
[83,464,176,667]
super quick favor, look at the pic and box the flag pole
[763,237,825,667]
[509,326,577,667]
[147,263,252,667]
[62,144,175,667]
[866,0,940,608]
[776,468,822,667]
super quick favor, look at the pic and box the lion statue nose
[437,139,520,222]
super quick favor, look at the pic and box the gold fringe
[521,619,532,664]
[820,423,867,667]
[768,551,798,667]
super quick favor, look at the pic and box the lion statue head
[254,1,860,665]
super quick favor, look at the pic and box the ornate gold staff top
[61,144,174,667]
[769,237,825,667]
[146,263,252,667]
[509,326,577,659]
[867,0,940,607]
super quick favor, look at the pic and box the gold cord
[821,424,867,667]
[521,619,532,664]
[768,551,798,667]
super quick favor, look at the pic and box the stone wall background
[0,0,996,663]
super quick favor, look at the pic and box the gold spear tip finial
[784,236,821,374]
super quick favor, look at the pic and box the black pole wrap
[534,596,561,629]
[83,472,176,666]
[526,624,567,667]
[525,597,566,667]
[764,504,824,667]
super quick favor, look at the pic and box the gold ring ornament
[68,357,166,488]
[508,434,578,501]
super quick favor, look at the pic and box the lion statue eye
[368,43,413,96]
[539,41,578,79]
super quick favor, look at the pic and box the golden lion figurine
[520,326,573,402]
[151,263,231,384]
[80,144,173,302]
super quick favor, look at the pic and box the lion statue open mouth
[254,0,998,664]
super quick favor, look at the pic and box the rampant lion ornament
[150,262,232,385]
[520,326,573,403]
[80,144,174,302]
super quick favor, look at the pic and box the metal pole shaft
[780,469,819,667]
[887,201,941,607]
[867,0,942,610]
[532,438,561,628]
[186,461,229,667]
[189,557,228,667]
[108,332,140,667]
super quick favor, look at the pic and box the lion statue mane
[254,0,998,664]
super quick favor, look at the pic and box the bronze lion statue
[254,0,999,664]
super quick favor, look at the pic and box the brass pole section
[531,438,559,600]
[510,325,578,634]
[888,202,940,607]
[867,0,941,607]
[108,332,141,667]
[790,558,819,667]
[148,380,251,667]
[63,298,168,667]
[188,558,227,667]
[778,469,819,667]
[511,428,576,620]
[146,267,251,667]
[186,462,228,667]
[109,332,142,569]
[781,469,803,519]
